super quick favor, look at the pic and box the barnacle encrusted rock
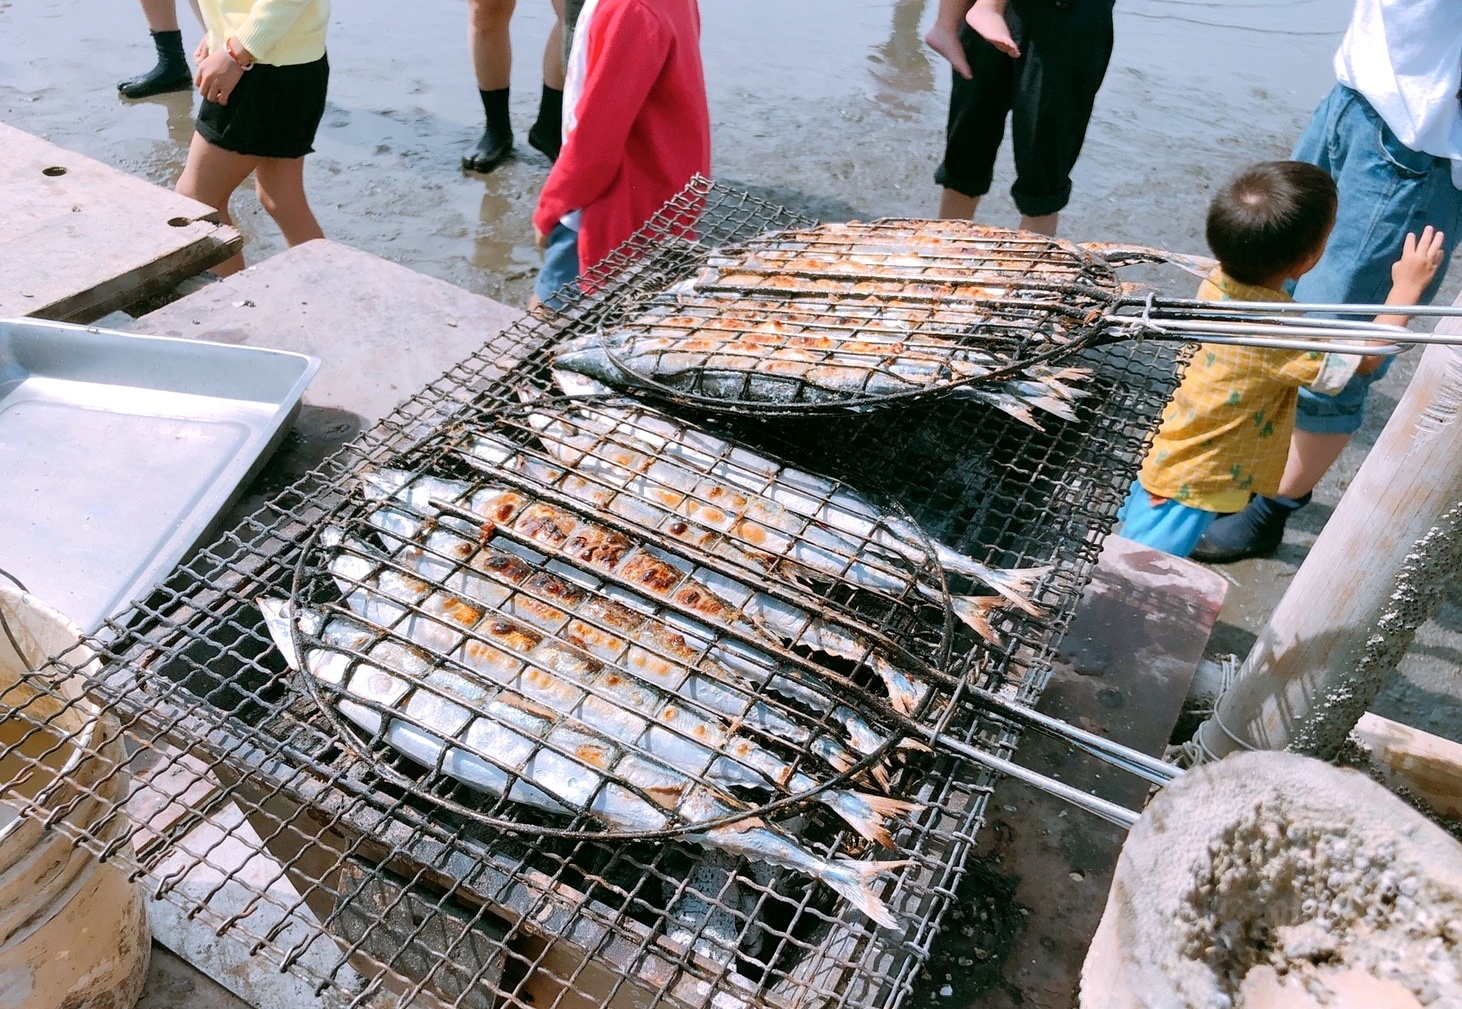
[1081,750,1462,1008]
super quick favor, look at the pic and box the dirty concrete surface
[3,0,1460,1005]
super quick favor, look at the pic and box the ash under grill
[1,179,1181,1009]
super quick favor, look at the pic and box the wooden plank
[0,120,241,321]
[1353,712,1462,819]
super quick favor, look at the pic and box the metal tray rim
[0,316,320,633]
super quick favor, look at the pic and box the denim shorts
[1115,480,1218,559]
[1290,85,1462,435]
[533,222,581,309]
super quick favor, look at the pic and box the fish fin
[821,858,911,930]
[870,657,929,716]
[257,597,300,669]
[947,594,1002,643]
[822,792,922,848]
[934,556,1048,618]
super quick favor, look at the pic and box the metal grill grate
[0,179,1181,1009]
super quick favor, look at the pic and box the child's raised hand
[1392,225,1445,301]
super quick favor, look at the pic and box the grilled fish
[362,468,928,722]
[260,595,913,928]
[469,398,1047,637]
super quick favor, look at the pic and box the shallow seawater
[1,0,1346,309]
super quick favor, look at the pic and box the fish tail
[944,593,1001,643]
[821,858,912,930]
[257,597,299,668]
[870,656,929,715]
[931,554,1049,619]
[821,792,922,848]
[810,736,858,775]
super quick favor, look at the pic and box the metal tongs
[1113,295,1462,358]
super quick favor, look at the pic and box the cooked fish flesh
[362,467,929,721]
[260,594,913,928]
[469,398,1047,635]
[552,306,1088,425]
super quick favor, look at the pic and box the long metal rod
[914,725,1143,828]
[976,697,1181,785]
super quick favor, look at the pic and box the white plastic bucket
[0,585,150,1009]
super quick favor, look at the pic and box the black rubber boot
[463,88,514,173]
[1190,492,1312,564]
[118,30,192,99]
[527,85,564,162]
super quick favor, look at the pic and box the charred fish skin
[517,398,1048,628]
[365,465,930,722]
[260,595,911,928]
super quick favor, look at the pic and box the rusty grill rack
[0,179,1182,1009]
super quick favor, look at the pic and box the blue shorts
[1116,480,1219,558]
[533,222,581,309]
[1289,85,1462,435]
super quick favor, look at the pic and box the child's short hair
[1205,161,1337,286]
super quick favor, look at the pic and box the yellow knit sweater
[200,0,329,67]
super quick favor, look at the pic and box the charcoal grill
[0,179,1182,1008]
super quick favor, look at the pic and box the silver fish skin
[553,327,1083,427]
[518,399,1046,628]
[260,596,910,928]
[375,464,932,718]
[323,526,914,846]
[359,490,896,753]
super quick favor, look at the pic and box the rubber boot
[527,85,564,162]
[118,30,192,99]
[1189,492,1312,564]
[463,88,514,173]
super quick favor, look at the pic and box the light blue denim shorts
[1115,480,1219,559]
[533,221,581,310]
[1290,85,1462,435]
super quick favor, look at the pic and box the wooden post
[1192,298,1462,762]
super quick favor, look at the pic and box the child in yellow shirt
[1117,161,1444,557]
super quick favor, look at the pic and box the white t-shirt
[1334,0,1462,186]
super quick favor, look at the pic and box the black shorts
[197,54,329,159]
[935,0,1114,217]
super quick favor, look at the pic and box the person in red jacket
[530,0,710,309]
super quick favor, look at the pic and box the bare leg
[139,0,179,33]
[254,157,325,248]
[1018,211,1058,237]
[925,0,973,79]
[543,0,566,89]
[939,188,979,221]
[469,0,517,91]
[1275,430,1352,499]
[176,132,258,276]
[529,0,567,160]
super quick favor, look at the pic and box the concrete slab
[0,121,240,322]
[910,536,1227,1009]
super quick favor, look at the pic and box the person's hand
[1391,226,1445,302]
[534,223,549,250]
[194,34,211,65]
[195,48,244,106]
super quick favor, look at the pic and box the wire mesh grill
[553,219,1120,414]
[0,178,1181,1009]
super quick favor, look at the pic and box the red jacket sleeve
[533,1,672,236]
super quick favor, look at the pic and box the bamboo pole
[1192,295,1462,762]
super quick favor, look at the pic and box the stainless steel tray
[0,318,319,632]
